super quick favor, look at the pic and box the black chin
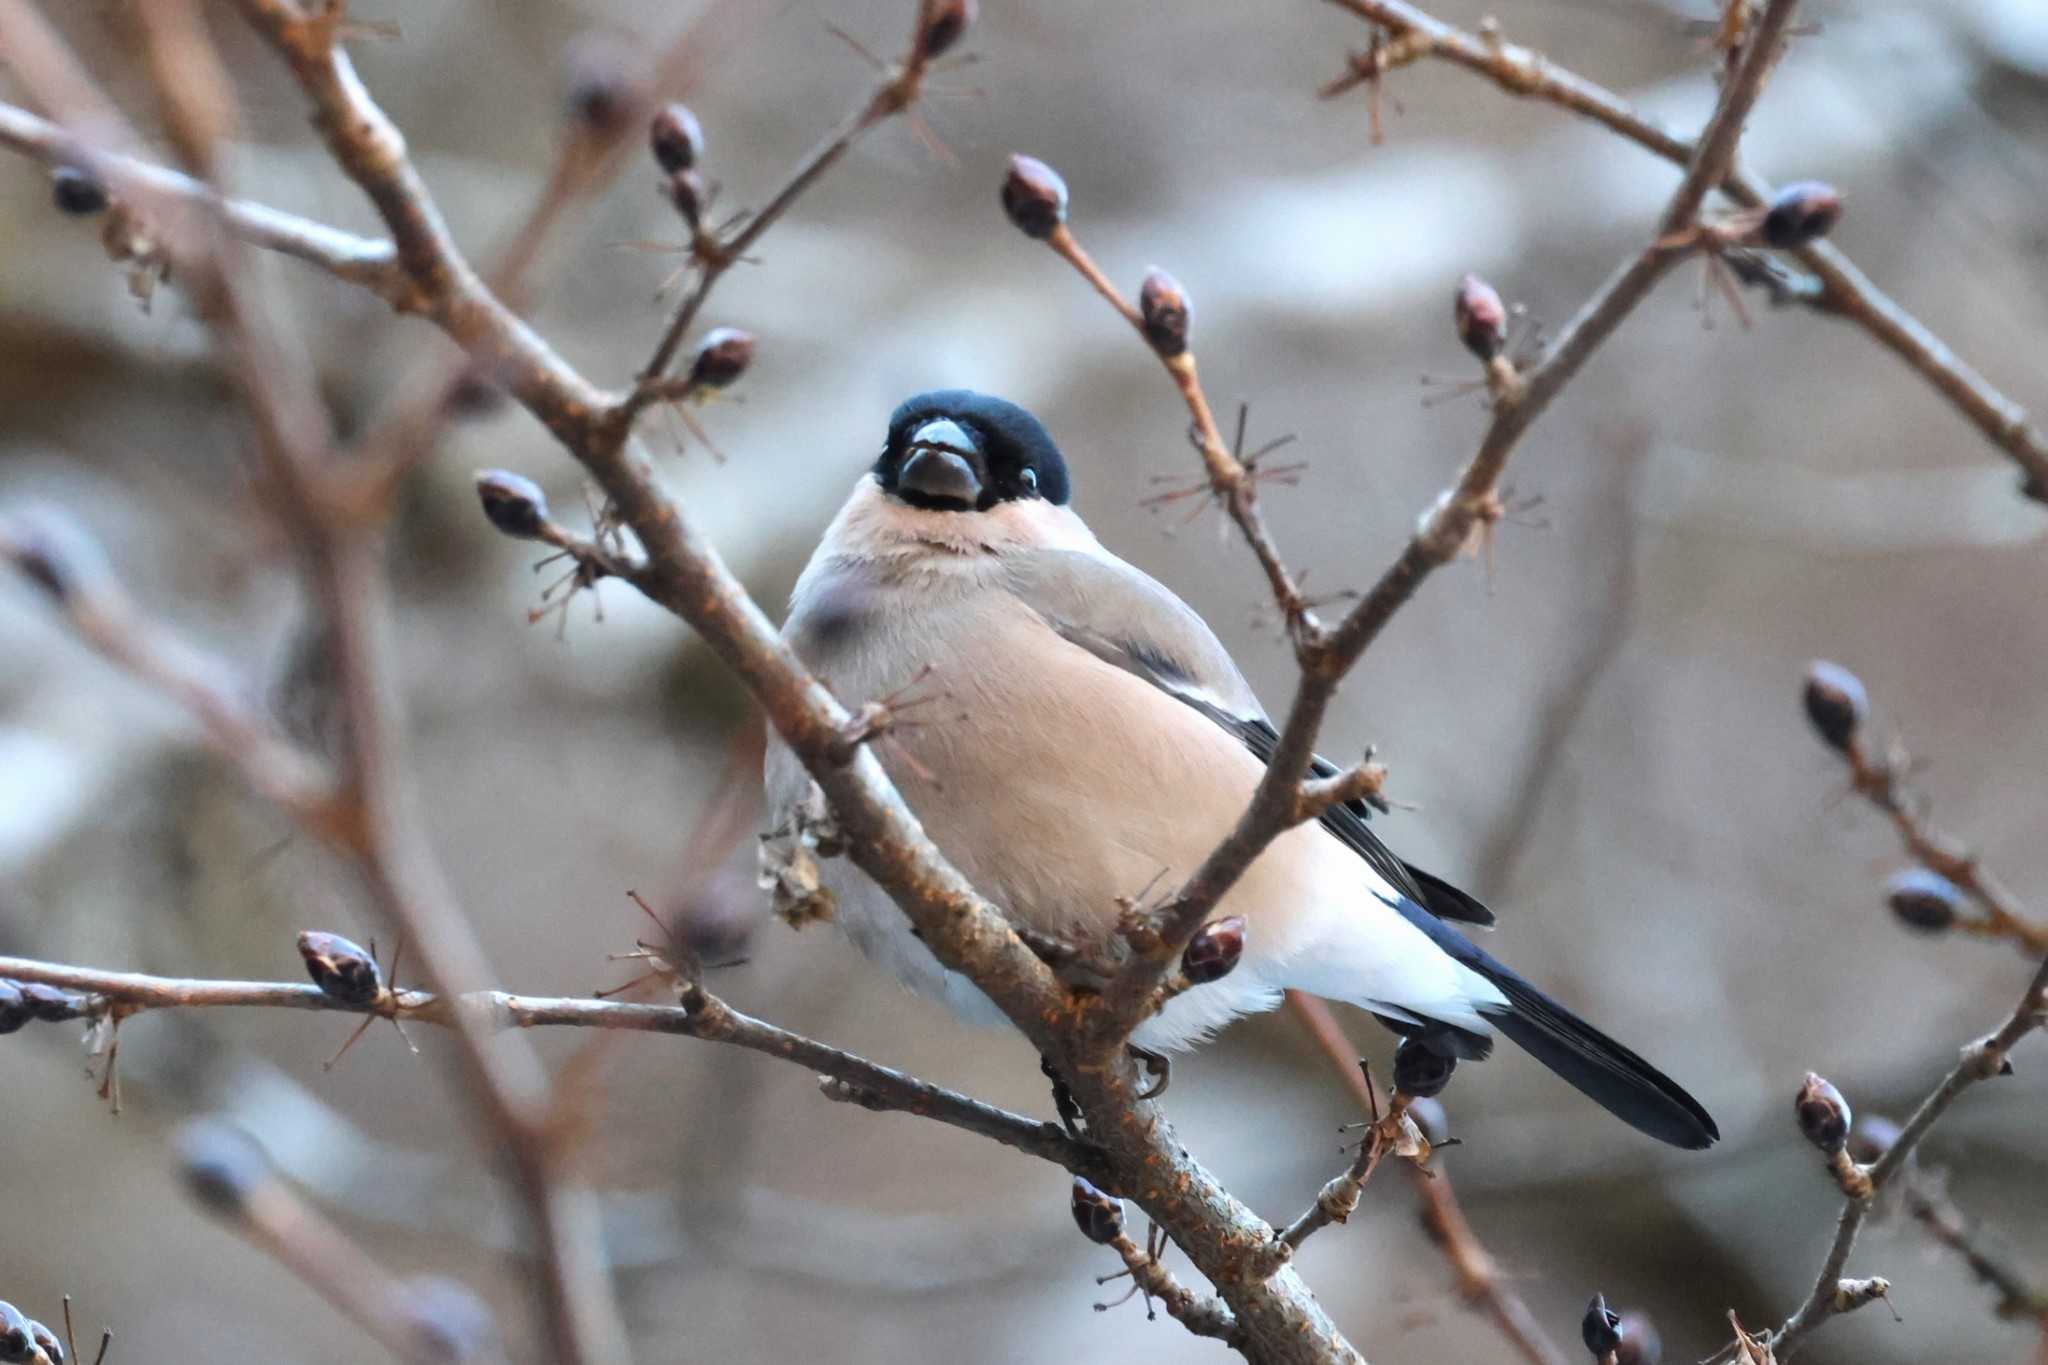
[893,488,981,513]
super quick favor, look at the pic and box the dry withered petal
[0,1302,32,1363]
[1795,1072,1852,1154]
[18,981,85,1022]
[917,0,975,60]
[1139,268,1193,358]
[1614,1312,1661,1365]
[1392,1037,1456,1098]
[689,327,756,388]
[1454,273,1508,362]
[0,980,27,1036]
[28,1320,62,1365]
[1846,1112,1900,1166]
[51,164,108,216]
[1001,154,1067,239]
[1761,181,1843,249]
[474,470,551,542]
[1886,867,1960,933]
[1181,914,1244,984]
[176,1120,269,1217]
[1070,1175,1125,1245]
[1581,1292,1624,1356]
[1801,660,1867,753]
[649,102,705,174]
[297,929,384,1007]
[666,167,706,233]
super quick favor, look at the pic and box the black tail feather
[1478,969,1719,1150]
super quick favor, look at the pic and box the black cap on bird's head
[876,390,1071,512]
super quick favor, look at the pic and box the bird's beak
[899,419,985,508]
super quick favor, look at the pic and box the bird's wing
[1001,547,1494,928]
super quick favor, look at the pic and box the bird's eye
[1019,467,1039,494]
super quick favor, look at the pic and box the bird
[764,389,1717,1149]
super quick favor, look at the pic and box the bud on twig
[1795,1072,1851,1154]
[1581,1292,1624,1357]
[1392,1037,1456,1098]
[666,168,706,233]
[562,32,647,135]
[917,0,975,60]
[1070,1176,1125,1245]
[1801,660,1866,753]
[1760,181,1842,249]
[400,1275,501,1364]
[474,470,551,542]
[1886,867,1960,934]
[1139,268,1192,358]
[649,103,705,174]
[51,164,108,216]
[1181,915,1244,984]
[0,981,27,1036]
[0,1302,33,1363]
[689,327,756,389]
[1454,273,1508,362]
[1001,154,1067,239]
[176,1120,270,1218]
[1614,1311,1661,1365]
[297,930,384,1007]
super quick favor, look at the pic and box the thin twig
[1319,0,2048,502]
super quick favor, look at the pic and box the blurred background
[4,0,2047,1360]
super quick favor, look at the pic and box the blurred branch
[1066,0,1800,1042]
[0,954,1104,1178]
[0,101,403,298]
[1320,0,2048,503]
[1288,994,1573,1365]
[1900,1173,2048,1326]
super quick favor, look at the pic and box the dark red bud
[649,103,705,174]
[474,470,551,542]
[0,1303,32,1363]
[1761,181,1842,249]
[1139,268,1193,358]
[1886,867,1960,933]
[689,327,756,388]
[666,167,706,232]
[1614,1312,1661,1365]
[1801,660,1867,753]
[917,0,975,60]
[1454,273,1508,362]
[1070,1175,1125,1245]
[1795,1072,1851,1154]
[1846,1113,1900,1166]
[297,930,383,1007]
[1001,154,1068,240]
[1392,1036,1456,1098]
[1581,1292,1624,1356]
[177,1119,269,1217]
[0,981,27,1036]
[1181,914,1244,984]
[52,164,108,216]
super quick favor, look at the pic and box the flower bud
[1138,269,1193,358]
[18,981,85,1023]
[29,1320,63,1365]
[1795,1072,1851,1154]
[689,327,756,389]
[0,1302,33,1363]
[1001,154,1067,240]
[0,981,28,1036]
[1070,1176,1125,1245]
[1454,273,1508,362]
[400,1276,500,1364]
[1801,660,1866,753]
[917,0,975,60]
[176,1120,269,1218]
[1761,181,1842,249]
[1392,1036,1456,1098]
[51,164,108,216]
[1886,867,1960,934]
[1846,1113,1900,1166]
[297,930,383,1007]
[1181,914,1244,984]
[1614,1312,1661,1365]
[649,103,705,174]
[474,470,551,542]
[561,32,647,135]
[1581,1292,1623,1356]
[666,167,706,233]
